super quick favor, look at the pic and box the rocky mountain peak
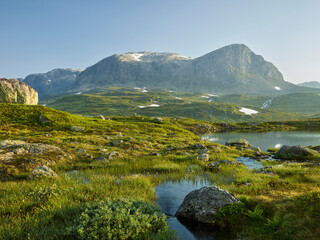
[115,51,192,63]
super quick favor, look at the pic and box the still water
[202,131,320,152]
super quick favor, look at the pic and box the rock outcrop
[275,145,320,160]
[28,165,58,179]
[175,186,240,223]
[0,78,38,105]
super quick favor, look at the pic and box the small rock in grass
[70,126,85,132]
[28,165,58,179]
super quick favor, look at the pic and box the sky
[1,0,320,84]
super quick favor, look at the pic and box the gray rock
[188,143,206,149]
[246,146,261,152]
[70,126,85,132]
[99,115,105,120]
[196,153,210,162]
[28,166,58,179]
[94,156,110,163]
[149,152,159,156]
[0,78,38,105]
[175,186,240,223]
[275,145,320,160]
[0,140,26,149]
[209,146,222,153]
[153,117,163,123]
[116,132,123,137]
[39,115,50,124]
[106,151,120,159]
[205,162,220,172]
[77,148,87,154]
[226,138,249,148]
[111,140,123,146]
[219,160,243,166]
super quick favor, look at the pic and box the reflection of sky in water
[202,131,320,151]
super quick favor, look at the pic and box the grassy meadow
[1,103,320,239]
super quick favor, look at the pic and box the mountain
[0,78,38,105]
[298,81,320,89]
[23,68,82,97]
[73,44,316,95]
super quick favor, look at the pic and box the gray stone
[219,160,243,166]
[246,146,261,152]
[106,151,120,159]
[77,148,87,154]
[116,132,123,137]
[226,138,249,148]
[205,162,220,172]
[39,115,50,124]
[153,117,163,124]
[175,186,240,223]
[0,78,38,105]
[275,145,320,160]
[99,115,105,120]
[94,156,110,163]
[195,153,210,162]
[149,152,159,156]
[70,126,85,132]
[28,165,58,179]
[188,143,206,149]
[111,140,123,146]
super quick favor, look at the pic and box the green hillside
[42,87,299,122]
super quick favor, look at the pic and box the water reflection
[202,131,320,151]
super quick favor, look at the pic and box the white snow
[201,96,210,99]
[42,104,47,107]
[208,100,213,102]
[175,97,182,100]
[134,87,148,92]
[73,74,77,77]
[48,79,51,82]
[207,94,219,97]
[130,53,144,61]
[76,92,82,95]
[239,107,259,115]
[274,86,282,91]
[261,98,273,109]
[138,104,160,108]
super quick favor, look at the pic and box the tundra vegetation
[1,103,320,239]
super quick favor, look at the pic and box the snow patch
[275,143,282,148]
[239,107,259,115]
[261,98,273,109]
[138,104,160,108]
[130,53,144,61]
[76,92,82,95]
[48,79,51,82]
[175,97,182,100]
[207,94,219,97]
[42,104,47,107]
[274,86,282,91]
[201,96,210,99]
[134,87,148,93]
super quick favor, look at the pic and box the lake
[201,130,320,151]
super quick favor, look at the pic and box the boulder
[0,78,38,105]
[70,126,85,132]
[195,153,210,162]
[153,117,163,124]
[205,162,220,172]
[275,145,320,160]
[111,140,123,146]
[116,132,123,137]
[188,143,206,149]
[39,115,50,124]
[106,151,120,159]
[175,186,240,223]
[28,165,58,179]
[226,138,249,148]
[99,115,105,120]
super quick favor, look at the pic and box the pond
[155,177,236,240]
[201,131,320,152]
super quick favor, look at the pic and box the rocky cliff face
[23,68,82,98]
[0,78,38,105]
[73,44,302,95]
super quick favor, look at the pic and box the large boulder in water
[0,78,38,105]
[175,186,240,223]
[275,145,320,161]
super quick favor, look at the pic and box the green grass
[1,103,320,239]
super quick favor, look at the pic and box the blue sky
[1,0,320,83]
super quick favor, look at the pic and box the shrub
[72,198,171,240]
[246,205,264,221]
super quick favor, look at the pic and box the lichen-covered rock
[205,162,220,172]
[70,126,85,132]
[175,186,240,223]
[0,78,38,105]
[153,117,163,124]
[226,138,249,148]
[28,165,58,179]
[39,115,50,124]
[275,145,320,160]
[195,153,210,162]
[106,151,120,159]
